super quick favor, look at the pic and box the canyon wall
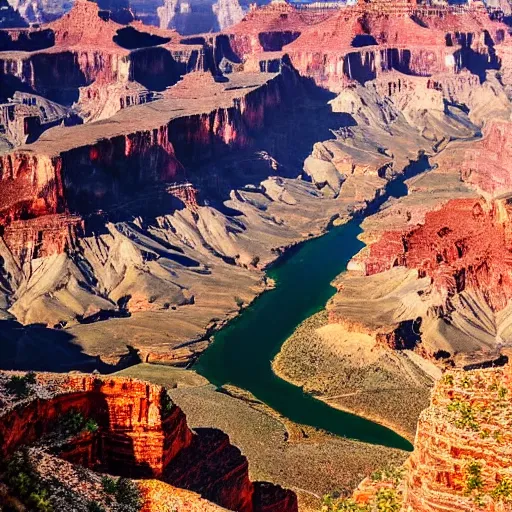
[403,363,512,511]
[0,70,285,264]
[0,0,203,106]
[0,372,298,512]
[217,0,510,91]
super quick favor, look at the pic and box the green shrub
[489,382,499,392]
[84,419,99,433]
[491,477,512,502]
[447,400,480,431]
[88,501,106,512]
[375,489,401,512]
[321,494,370,511]
[443,374,454,385]
[460,375,472,389]
[5,376,31,399]
[54,410,100,438]
[58,410,86,435]
[101,476,117,495]
[5,450,54,512]
[25,372,37,385]
[115,478,141,509]
[160,391,174,418]
[370,467,403,485]
[101,476,141,510]
[498,387,508,400]
[465,460,484,495]
[234,296,244,308]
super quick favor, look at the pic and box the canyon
[2,0,511,369]
[3,0,512,511]
[0,371,298,511]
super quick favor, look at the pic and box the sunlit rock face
[219,0,508,92]
[3,0,252,33]
[345,362,512,512]
[0,372,298,512]
[403,363,512,512]
[364,198,512,311]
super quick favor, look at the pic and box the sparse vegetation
[447,399,480,431]
[442,373,454,385]
[321,494,370,512]
[101,476,117,495]
[460,375,472,389]
[370,467,403,486]
[114,478,141,509]
[322,472,403,512]
[5,372,37,399]
[56,410,93,437]
[160,391,174,418]
[102,476,141,510]
[234,295,244,308]
[464,460,484,495]
[84,418,99,433]
[87,502,106,512]
[375,489,400,512]
[491,477,512,502]
[4,450,54,512]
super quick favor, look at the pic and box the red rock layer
[223,0,509,90]
[457,121,512,198]
[2,214,84,265]
[0,375,193,475]
[403,363,512,511]
[0,1,202,102]
[362,198,512,312]
[0,72,284,262]
[0,373,298,512]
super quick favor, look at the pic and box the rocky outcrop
[0,71,283,246]
[219,0,510,91]
[402,363,512,511]
[0,371,298,512]
[338,362,512,512]
[0,0,203,105]
[363,198,512,311]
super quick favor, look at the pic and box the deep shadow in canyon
[0,319,128,372]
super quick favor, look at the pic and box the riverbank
[272,311,435,443]
[114,363,409,512]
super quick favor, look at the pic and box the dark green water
[195,176,420,451]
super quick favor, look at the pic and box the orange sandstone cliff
[338,362,512,511]
[0,371,298,512]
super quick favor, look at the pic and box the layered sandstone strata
[0,371,298,512]
[338,362,512,512]
[220,0,510,91]
[403,363,512,511]
[0,71,282,256]
[0,0,203,106]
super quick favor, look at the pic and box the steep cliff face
[364,198,512,312]
[0,71,284,266]
[339,363,512,512]
[0,372,298,512]
[458,121,512,198]
[0,0,203,106]
[0,374,193,474]
[221,0,509,91]
[402,363,512,511]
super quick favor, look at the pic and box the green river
[195,173,421,451]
